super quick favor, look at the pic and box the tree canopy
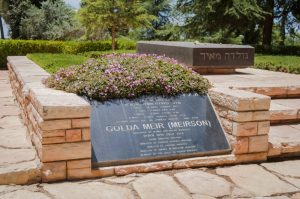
[80,0,155,50]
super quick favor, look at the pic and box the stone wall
[209,88,271,162]
[7,57,96,182]
[8,56,272,183]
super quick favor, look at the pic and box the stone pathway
[0,160,299,198]
[0,70,40,185]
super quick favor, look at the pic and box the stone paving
[0,70,41,184]
[204,68,300,90]
[0,160,300,198]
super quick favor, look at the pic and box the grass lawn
[254,55,300,74]
[27,53,88,74]
[27,50,136,73]
[28,53,300,75]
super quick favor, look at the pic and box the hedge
[0,39,136,68]
[254,45,300,55]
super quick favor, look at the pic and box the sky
[1,0,81,38]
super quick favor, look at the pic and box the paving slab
[270,101,299,122]
[261,160,300,177]
[0,71,41,185]
[269,125,300,144]
[0,189,50,199]
[104,176,136,184]
[43,181,135,199]
[174,170,231,198]
[132,173,191,199]
[292,193,300,199]
[0,128,32,149]
[205,68,300,97]
[216,164,299,196]
[269,125,300,156]
[239,197,290,199]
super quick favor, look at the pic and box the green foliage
[83,50,136,58]
[255,55,300,74]
[2,0,33,38]
[0,39,136,68]
[254,45,300,55]
[46,54,211,101]
[79,0,155,49]
[19,0,78,40]
[27,53,88,73]
[136,0,173,40]
[177,0,265,41]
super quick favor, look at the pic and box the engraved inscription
[200,52,249,61]
[90,94,230,166]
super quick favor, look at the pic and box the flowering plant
[45,54,211,101]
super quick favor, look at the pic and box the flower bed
[45,54,211,101]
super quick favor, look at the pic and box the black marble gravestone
[89,94,231,167]
[137,41,254,69]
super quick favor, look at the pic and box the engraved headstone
[89,94,230,167]
[137,41,254,69]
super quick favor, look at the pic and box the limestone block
[173,154,236,169]
[256,87,288,98]
[234,137,249,154]
[29,87,90,120]
[114,161,173,176]
[42,162,66,182]
[42,142,91,162]
[248,135,268,153]
[39,119,72,131]
[209,88,271,111]
[42,129,65,138]
[67,167,114,180]
[232,122,258,136]
[267,143,282,157]
[66,129,82,142]
[235,152,267,163]
[258,121,270,135]
[288,86,300,97]
[72,118,90,128]
[216,106,269,122]
[81,128,91,141]
[220,117,232,134]
[42,137,65,145]
[67,159,91,169]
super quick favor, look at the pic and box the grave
[89,93,230,167]
[137,41,254,73]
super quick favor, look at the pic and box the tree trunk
[111,25,116,51]
[280,11,288,46]
[262,0,274,47]
[0,15,4,39]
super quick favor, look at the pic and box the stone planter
[8,56,271,183]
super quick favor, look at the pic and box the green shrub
[62,41,112,54]
[254,45,300,55]
[46,54,211,101]
[116,37,136,50]
[0,39,137,68]
[254,55,300,74]
[83,50,136,58]
[0,40,64,67]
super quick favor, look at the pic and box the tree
[19,0,78,40]
[176,0,265,42]
[80,0,155,50]
[138,0,172,40]
[0,0,6,39]
[2,0,47,38]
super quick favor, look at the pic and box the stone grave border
[8,56,271,183]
